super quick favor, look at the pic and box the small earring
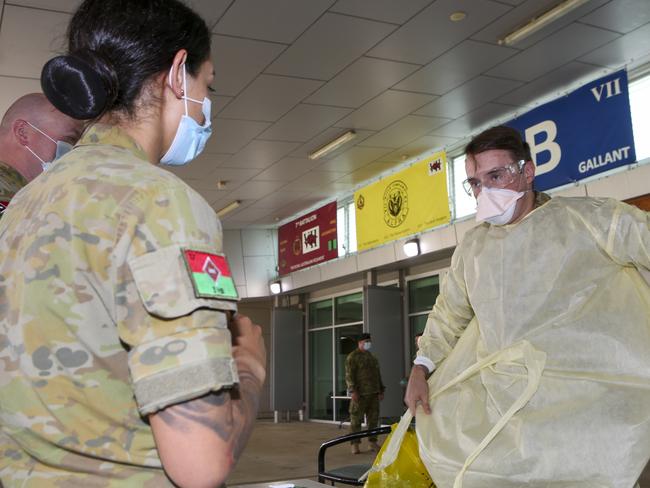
[180,89,185,96]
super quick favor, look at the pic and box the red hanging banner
[278,201,338,276]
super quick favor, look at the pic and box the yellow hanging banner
[354,151,451,251]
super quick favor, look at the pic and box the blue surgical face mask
[160,64,212,166]
[24,121,73,171]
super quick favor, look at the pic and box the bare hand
[404,365,431,415]
[378,392,384,401]
[229,314,267,385]
[351,391,359,403]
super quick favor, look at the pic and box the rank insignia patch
[182,249,239,300]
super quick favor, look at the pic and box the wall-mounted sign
[355,151,451,252]
[278,201,338,276]
[507,69,636,191]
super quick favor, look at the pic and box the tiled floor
[230,419,650,487]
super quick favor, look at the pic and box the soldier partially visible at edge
[345,333,385,454]
[0,1,265,487]
[0,93,82,217]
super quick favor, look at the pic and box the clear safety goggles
[462,160,525,196]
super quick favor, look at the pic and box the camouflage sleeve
[345,353,355,392]
[115,182,239,416]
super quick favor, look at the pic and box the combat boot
[369,441,380,453]
[351,443,360,455]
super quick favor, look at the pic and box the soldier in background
[345,333,385,454]
[0,93,82,217]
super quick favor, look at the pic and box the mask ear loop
[181,64,189,117]
[167,63,189,117]
[26,121,57,145]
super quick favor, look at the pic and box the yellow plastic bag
[363,424,435,488]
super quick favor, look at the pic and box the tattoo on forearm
[157,368,263,463]
[158,391,232,441]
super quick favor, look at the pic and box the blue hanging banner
[506,69,636,191]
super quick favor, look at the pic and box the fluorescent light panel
[216,200,241,218]
[308,130,357,160]
[498,0,591,46]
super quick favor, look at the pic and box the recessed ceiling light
[450,11,466,22]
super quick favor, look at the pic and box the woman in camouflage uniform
[0,1,266,486]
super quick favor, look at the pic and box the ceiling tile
[578,23,650,68]
[497,62,604,106]
[335,161,399,184]
[164,153,232,180]
[258,104,351,142]
[394,40,518,95]
[211,34,286,97]
[579,0,650,34]
[252,157,321,181]
[487,23,620,81]
[193,187,231,205]
[335,90,435,131]
[360,115,450,148]
[367,0,511,64]
[250,190,310,209]
[186,0,231,29]
[214,0,332,44]
[204,118,270,154]
[329,0,433,24]
[226,140,301,169]
[218,74,323,122]
[318,146,392,172]
[226,180,288,200]
[227,206,274,222]
[8,0,80,12]
[0,6,69,78]
[210,95,232,116]
[430,103,516,138]
[415,76,522,118]
[290,128,376,159]
[265,13,396,80]
[377,135,462,163]
[0,75,41,120]
[305,57,420,108]
[286,170,350,189]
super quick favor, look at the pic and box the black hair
[41,0,210,120]
[465,126,532,163]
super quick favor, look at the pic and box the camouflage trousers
[349,394,380,444]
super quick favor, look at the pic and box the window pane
[309,299,333,329]
[337,205,346,256]
[347,201,357,253]
[409,314,429,360]
[452,154,476,220]
[309,329,333,421]
[408,275,440,314]
[334,324,364,397]
[630,75,650,161]
[335,292,363,324]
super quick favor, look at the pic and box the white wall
[223,228,278,298]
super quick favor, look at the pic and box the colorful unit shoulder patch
[182,249,239,300]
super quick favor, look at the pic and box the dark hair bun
[41,53,117,120]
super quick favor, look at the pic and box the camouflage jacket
[0,124,239,486]
[0,160,28,218]
[345,349,385,396]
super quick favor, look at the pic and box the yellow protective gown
[386,196,650,488]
